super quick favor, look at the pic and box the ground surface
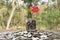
[0,30,60,40]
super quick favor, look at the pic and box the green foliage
[0,0,59,30]
[22,0,33,3]
[0,0,5,9]
[41,2,46,5]
[36,9,60,30]
[52,0,56,2]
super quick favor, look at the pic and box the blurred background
[0,0,60,31]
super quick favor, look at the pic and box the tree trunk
[57,0,60,10]
[6,0,17,30]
